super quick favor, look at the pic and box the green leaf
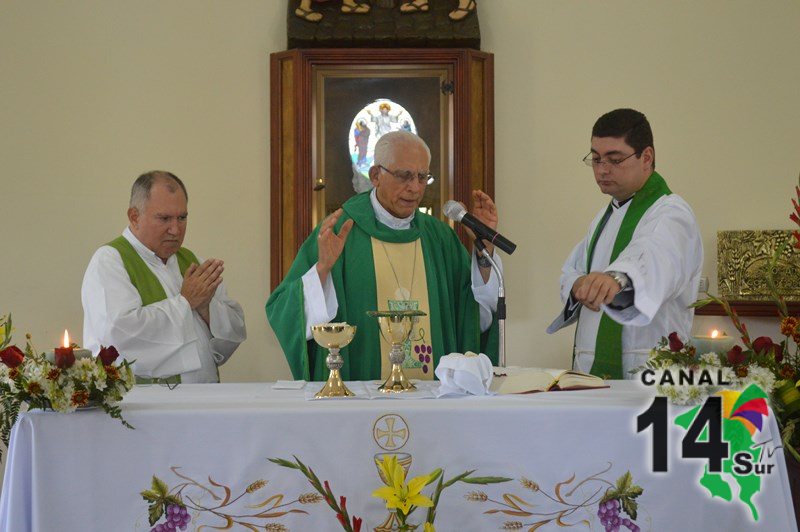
[615,472,632,491]
[600,489,618,504]
[165,495,182,506]
[460,476,513,485]
[148,502,164,526]
[150,476,169,497]
[268,457,300,469]
[425,468,442,486]
[442,470,475,488]
[140,489,160,502]
[621,497,638,521]
[689,298,714,309]
[627,485,643,498]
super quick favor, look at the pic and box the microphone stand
[474,238,505,368]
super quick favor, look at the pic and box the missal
[490,367,608,394]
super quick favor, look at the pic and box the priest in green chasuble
[267,131,501,381]
[547,109,703,380]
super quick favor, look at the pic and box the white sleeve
[207,283,247,366]
[81,247,201,377]
[301,263,338,339]
[560,238,588,304]
[602,198,702,326]
[471,252,503,332]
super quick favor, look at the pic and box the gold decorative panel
[718,230,800,301]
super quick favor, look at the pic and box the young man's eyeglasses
[582,151,639,168]
[378,165,435,185]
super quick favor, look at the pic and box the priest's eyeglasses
[378,165,435,185]
[582,151,639,168]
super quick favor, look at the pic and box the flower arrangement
[648,177,800,458]
[645,329,780,405]
[0,314,136,459]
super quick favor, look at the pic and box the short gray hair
[373,131,431,167]
[129,171,188,210]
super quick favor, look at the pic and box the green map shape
[674,385,766,521]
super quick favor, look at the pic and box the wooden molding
[270,48,494,290]
[694,300,800,318]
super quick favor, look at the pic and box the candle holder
[310,323,357,398]
[692,333,737,356]
[46,347,92,364]
[367,310,426,393]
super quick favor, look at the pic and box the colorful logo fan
[718,385,769,436]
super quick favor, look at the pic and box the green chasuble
[266,192,498,381]
[590,171,671,379]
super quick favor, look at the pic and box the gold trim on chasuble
[371,238,434,379]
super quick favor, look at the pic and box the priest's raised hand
[315,208,354,283]
[181,258,225,324]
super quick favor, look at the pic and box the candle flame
[63,329,70,348]
[711,329,719,339]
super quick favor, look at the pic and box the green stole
[107,236,199,305]
[589,172,671,379]
[266,192,497,381]
[107,236,201,383]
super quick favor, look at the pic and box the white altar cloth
[0,381,795,531]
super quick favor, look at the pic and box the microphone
[443,200,517,255]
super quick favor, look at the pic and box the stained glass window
[348,98,417,193]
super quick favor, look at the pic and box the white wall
[479,0,800,364]
[1,1,799,382]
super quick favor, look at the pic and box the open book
[490,367,608,394]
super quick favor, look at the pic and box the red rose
[727,345,746,365]
[0,345,25,368]
[668,332,684,352]
[55,349,75,369]
[753,336,783,362]
[98,345,120,366]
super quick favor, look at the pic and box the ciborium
[311,323,357,398]
[367,310,426,393]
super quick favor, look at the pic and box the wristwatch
[476,252,492,268]
[607,271,630,291]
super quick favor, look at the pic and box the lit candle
[692,329,738,355]
[46,329,92,364]
[54,329,73,354]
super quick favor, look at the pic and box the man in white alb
[547,109,703,379]
[82,171,246,383]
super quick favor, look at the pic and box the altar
[0,381,796,531]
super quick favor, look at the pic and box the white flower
[735,365,776,393]
[68,358,107,391]
[20,358,45,382]
[46,381,76,413]
[656,364,716,405]
[0,364,13,387]
[700,352,722,365]
[121,365,135,389]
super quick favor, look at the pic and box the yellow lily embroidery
[372,455,437,515]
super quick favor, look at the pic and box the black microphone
[443,200,517,255]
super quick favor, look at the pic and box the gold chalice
[311,322,357,398]
[367,310,426,393]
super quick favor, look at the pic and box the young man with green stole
[82,171,247,383]
[267,131,501,381]
[547,109,703,379]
